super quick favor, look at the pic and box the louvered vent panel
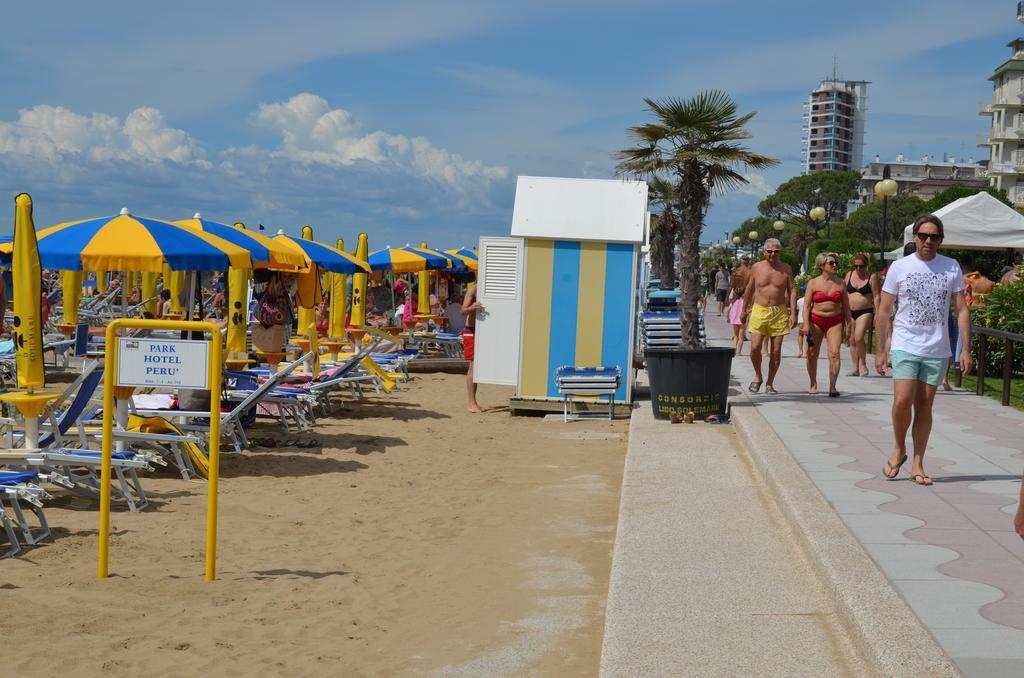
[483,244,518,298]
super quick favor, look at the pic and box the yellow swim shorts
[747,303,790,337]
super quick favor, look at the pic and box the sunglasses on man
[914,231,943,243]
[764,249,781,254]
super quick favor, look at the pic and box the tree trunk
[653,214,677,288]
[676,164,709,349]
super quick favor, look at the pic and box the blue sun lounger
[0,468,72,558]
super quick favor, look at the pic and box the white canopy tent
[901,191,1024,249]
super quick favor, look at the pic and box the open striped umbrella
[273,230,370,274]
[368,245,450,273]
[176,214,306,270]
[444,247,478,271]
[0,207,250,271]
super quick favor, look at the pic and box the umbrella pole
[121,271,128,318]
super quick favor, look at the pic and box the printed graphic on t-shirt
[902,272,949,327]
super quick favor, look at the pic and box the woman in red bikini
[800,252,853,396]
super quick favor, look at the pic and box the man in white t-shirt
[874,214,972,486]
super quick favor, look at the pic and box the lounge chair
[0,468,72,558]
[131,351,315,452]
[0,364,163,511]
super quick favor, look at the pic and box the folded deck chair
[131,351,314,452]
[0,468,72,558]
[263,338,384,413]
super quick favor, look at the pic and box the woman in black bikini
[800,252,853,396]
[844,252,880,376]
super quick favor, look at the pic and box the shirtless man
[461,283,484,413]
[741,238,797,394]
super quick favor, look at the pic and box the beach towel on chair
[127,414,210,479]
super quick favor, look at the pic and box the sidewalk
[709,314,1024,678]
[599,373,870,676]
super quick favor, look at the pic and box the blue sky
[0,0,1015,249]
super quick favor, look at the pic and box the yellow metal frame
[98,318,223,581]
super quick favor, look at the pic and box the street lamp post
[874,165,898,265]
[748,230,760,258]
[810,186,829,238]
[732,235,741,258]
[809,205,826,237]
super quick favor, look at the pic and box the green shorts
[891,350,948,386]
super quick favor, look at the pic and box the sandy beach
[2,373,627,677]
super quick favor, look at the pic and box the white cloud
[0,104,207,166]
[254,93,508,185]
[736,173,773,200]
[0,95,511,245]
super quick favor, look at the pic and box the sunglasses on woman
[854,263,866,268]
[825,260,838,266]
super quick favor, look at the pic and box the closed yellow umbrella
[226,265,250,355]
[349,233,369,331]
[61,269,82,327]
[0,193,61,449]
[296,226,319,336]
[167,267,185,315]
[417,241,431,317]
[328,238,347,339]
[141,271,158,316]
[11,194,44,390]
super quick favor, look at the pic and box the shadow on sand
[219,454,368,479]
[341,400,451,421]
[314,432,408,456]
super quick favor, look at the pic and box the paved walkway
[600,374,869,676]
[708,313,1024,678]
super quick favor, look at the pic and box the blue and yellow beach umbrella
[0,208,250,272]
[444,247,478,271]
[273,231,370,275]
[176,214,306,270]
[368,245,450,273]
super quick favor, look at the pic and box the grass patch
[953,370,1024,411]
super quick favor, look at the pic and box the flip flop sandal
[765,386,779,395]
[302,440,319,448]
[911,474,934,486]
[748,381,762,394]
[883,455,908,479]
[283,439,302,447]
[828,391,841,398]
[706,415,730,425]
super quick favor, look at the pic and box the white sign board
[117,338,210,389]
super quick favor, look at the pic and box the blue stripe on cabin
[546,240,581,397]
[601,243,635,401]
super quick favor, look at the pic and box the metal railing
[957,325,1024,406]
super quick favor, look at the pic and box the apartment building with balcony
[801,78,869,174]
[979,4,1024,205]
[856,154,984,206]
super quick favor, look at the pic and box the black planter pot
[645,346,735,420]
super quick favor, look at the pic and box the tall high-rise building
[800,77,869,174]
[978,2,1024,205]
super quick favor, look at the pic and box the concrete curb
[730,386,963,678]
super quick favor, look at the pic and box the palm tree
[647,176,679,287]
[615,91,777,349]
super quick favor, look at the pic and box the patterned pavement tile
[704,314,1024,672]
